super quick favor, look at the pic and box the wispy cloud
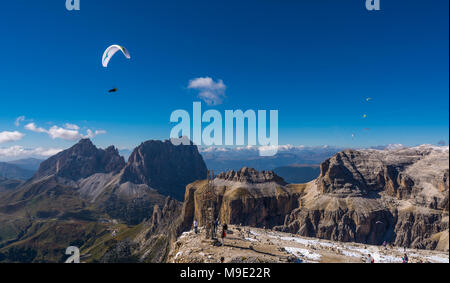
[85,129,107,139]
[14,116,26,127]
[188,77,227,105]
[24,122,106,141]
[0,131,25,144]
[64,123,80,130]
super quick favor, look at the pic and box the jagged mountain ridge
[0,138,207,262]
[179,145,449,251]
[276,145,449,250]
[1,139,207,223]
[34,139,126,181]
[9,139,207,210]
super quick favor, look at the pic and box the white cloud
[25,122,48,133]
[188,77,227,105]
[15,116,26,127]
[0,145,62,160]
[0,131,25,144]
[64,123,80,130]
[24,122,106,141]
[48,126,82,140]
[37,147,63,156]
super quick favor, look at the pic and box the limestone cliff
[180,167,305,232]
[277,145,449,251]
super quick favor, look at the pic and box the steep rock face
[34,139,125,181]
[393,210,448,249]
[98,197,183,263]
[120,140,207,200]
[133,197,183,262]
[278,146,449,250]
[180,168,305,231]
[280,197,396,244]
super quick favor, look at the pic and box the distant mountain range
[0,161,37,181]
[199,145,343,173]
[0,159,43,193]
[5,158,42,172]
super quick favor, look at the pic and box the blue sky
[0,0,448,159]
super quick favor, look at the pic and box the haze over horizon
[0,137,448,163]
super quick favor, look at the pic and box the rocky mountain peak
[120,139,208,200]
[216,167,287,185]
[105,145,120,154]
[34,139,126,181]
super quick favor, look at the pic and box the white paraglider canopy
[102,45,131,67]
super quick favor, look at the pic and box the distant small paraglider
[108,88,118,93]
[364,128,370,131]
[366,98,372,102]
